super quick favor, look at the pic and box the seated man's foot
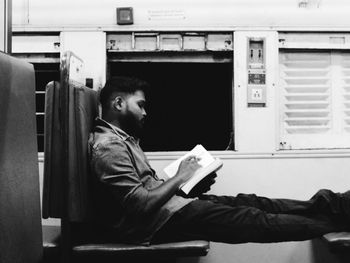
[340,191,350,221]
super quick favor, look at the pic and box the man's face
[120,90,147,138]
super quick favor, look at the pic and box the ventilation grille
[280,53,331,134]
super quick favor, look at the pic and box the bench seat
[43,225,209,262]
[323,232,350,253]
[73,240,209,258]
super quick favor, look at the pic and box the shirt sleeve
[90,138,149,216]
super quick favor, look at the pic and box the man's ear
[113,96,124,111]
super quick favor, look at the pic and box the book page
[164,144,215,178]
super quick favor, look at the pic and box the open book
[163,144,223,195]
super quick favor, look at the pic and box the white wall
[60,31,106,90]
[151,152,350,202]
[148,152,350,263]
[234,31,279,153]
[12,0,350,31]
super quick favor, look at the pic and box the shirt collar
[96,117,139,143]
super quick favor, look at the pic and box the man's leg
[199,189,348,216]
[152,198,348,244]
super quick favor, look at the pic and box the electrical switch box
[117,7,134,25]
[247,38,266,107]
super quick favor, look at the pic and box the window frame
[278,49,350,150]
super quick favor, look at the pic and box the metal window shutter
[342,54,350,132]
[279,51,350,149]
[280,52,331,135]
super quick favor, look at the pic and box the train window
[109,62,233,152]
[33,63,60,152]
[279,51,350,150]
[12,34,61,152]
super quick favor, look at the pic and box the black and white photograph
[1,1,350,263]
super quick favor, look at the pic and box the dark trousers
[152,190,350,244]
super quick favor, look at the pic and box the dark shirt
[89,118,194,244]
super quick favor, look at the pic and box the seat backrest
[43,52,99,222]
[43,81,63,218]
[0,52,43,263]
[67,81,99,221]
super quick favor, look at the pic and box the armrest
[323,232,350,253]
[73,240,210,257]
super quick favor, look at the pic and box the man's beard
[121,111,144,139]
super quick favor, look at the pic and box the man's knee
[311,189,337,201]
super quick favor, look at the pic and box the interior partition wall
[0,0,12,53]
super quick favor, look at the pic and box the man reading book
[89,76,350,245]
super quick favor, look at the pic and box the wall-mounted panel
[134,33,158,50]
[12,35,60,53]
[234,31,278,153]
[107,32,233,52]
[160,34,182,50]
[279,33,350,49]
[183,34,206,51]
[207,33,233,51]
[107,34,133,50]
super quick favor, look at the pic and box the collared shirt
[88,118,194,244]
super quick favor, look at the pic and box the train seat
[0,52,43,263]
[42,69,209,262]
[323,232,350,253]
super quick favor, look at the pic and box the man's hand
[133,155,202,215]
[175,155,202,187]
[183,172,217,198]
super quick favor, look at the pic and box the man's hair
[99,76,149,111]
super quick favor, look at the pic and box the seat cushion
[42,225,209,260]
[72,240,210,257]
[323,232,350,253]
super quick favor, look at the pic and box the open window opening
[12,34,61,152]
[33,63,60,152]
[109,62,233,152]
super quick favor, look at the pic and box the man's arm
[91,139,200,216]
[143,155,201,214]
